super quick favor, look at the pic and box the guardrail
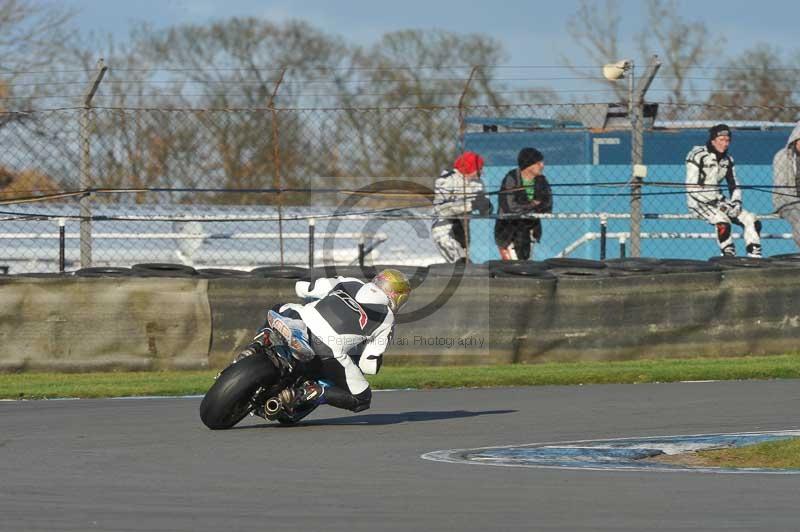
[0,223,388,272]
[0,211,789,272]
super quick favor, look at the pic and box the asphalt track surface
[2,379,798,532]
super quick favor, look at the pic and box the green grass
[2,353,800,399]
[697,438,800,469]
[0,371,215,400]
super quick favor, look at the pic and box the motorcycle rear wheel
[200,354,277,430]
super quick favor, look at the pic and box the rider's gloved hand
[727,200,742,218]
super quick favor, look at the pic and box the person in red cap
[431,151,492,262]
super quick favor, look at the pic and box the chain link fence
[0,101,798,273]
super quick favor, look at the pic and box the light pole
[603,56,661,257]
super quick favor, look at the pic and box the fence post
[629,55,661,258]
[599,214,608,260]
[58,218,66,272]
[79,58,108,267]
[269,68,286,265]
[458,66,479,261]
[458,65,478,152]
[308,218,315,270]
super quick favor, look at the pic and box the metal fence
[0,99,798,273]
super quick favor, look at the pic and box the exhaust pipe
[264,397,282,417]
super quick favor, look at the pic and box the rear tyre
[200,354,278,430]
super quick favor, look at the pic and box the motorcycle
[199,333,321,429]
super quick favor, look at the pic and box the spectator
[772,121,800,248]
[494,147,552,260]
[686,124,762,257]
[431,151,492,263]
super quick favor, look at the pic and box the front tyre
[200,354,277,429]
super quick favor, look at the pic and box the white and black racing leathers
[275,276,395,411]
[686,143,762,257]
[431,168,492,262]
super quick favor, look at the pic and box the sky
[51,0,800,105]
[62,0,799,67]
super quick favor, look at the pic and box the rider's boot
[267,310,315,362]
[279,380,325,414]
[746,243,763,258]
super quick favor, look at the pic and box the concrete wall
[0,277,211,371]
[1,267,799,371]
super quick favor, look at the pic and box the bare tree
[97,18,357,205]
[16,27,194,203]
[331,29,514,182]
[563,0,626,101]
[705,44,800,122]
[0,0,76,110]
[139,18,352,108]
[563,0,713,109]
[635,0,714,110]
[0,1,78,200]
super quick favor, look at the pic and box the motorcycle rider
[238,268,412,415]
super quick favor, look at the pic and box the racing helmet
[371,268,411,312]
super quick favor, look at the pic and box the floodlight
[602,60,633,81]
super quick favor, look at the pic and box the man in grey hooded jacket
[772,122,800,248]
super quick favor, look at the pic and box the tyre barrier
[490,262,556,279]
[603,257,664,274]
[74,267,135,277]
[487,260,547,270]
[770,252,800,262]
[426,262,490,278]
[547,266,615,278]
[11,272,71,278]
[309,265,373,280]
[307,264,429,287]
[5,257,800,370]
[249,265,308,279]
[131,263,199,277]
[543,258,611,278]
[544,257,607,270]
[486,260,555,279]
[655,258,723,273]
[707,256,773,269]
[484,259,548,271]
[196,268,251,278]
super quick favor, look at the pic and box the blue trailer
[463,116,795,261]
